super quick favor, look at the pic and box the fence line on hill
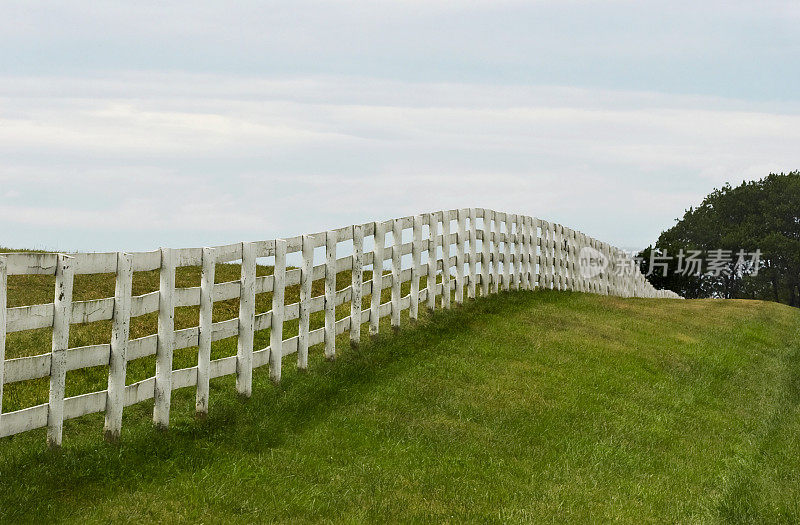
[0,208,680,447]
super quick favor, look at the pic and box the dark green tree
[640,171,800,305]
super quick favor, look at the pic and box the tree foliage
[640,171,800,305]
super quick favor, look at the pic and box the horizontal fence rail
[0,208,679,446]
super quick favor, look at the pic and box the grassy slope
[1,286,800,522]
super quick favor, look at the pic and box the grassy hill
[2,269,800,521]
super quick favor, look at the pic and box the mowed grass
[2,281,800,521]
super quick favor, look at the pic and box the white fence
[0,208,679,447]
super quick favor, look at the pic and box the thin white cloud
[0,73,797,252]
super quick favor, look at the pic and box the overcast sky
[1,0,798,253]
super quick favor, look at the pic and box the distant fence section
[0,208,679,447]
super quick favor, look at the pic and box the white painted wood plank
[480,209,490,297]
[6,303,53,333]
[468,208,477,299]
[6,295,122,334]
[350,224,364,345]
[534,220,541,285]
[71,252,117,275]
[503,213,512,292]
[279,336,299,358]
[65,390,107,421]
[0,404,48,438]
[171,366,198,390]
[410,214,422,321]
[309,325,325,347]
[209,356,236,380]
[255,274,273,295]
[370,221,385,335]
[542,222,550,289]
[514,215,525,290]
[567,228,576,291]
[130,250,161,272]
[556,224,563,290]
[325,230,337,360]
[391,218,402,328]
[153,247,175,430]
[130,291,159,318]
[0,256,5,425]
[124,377,155,407]
[455,209,466,305]
[491,210,501,294]
[5,253,58,276]
[299,234,314,368]
[172,247,200,268]
[271,239,286,382]
[548,222,556,289]
[520,215,529,290]
[47,253,73,448]
[441,210,451,309]
[213,242,243,262]
[427,212,438,310]
[237,242,256,397]
[551,223,560,290]
[72,297,114,324]
[0,210,680,442]
[127,334,156,361]
[196,247,215,417]
[104,252,132,442]
[557,224,565,290]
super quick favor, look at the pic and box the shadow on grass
[0,290,542,521]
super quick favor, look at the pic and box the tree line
[640,171,800,306]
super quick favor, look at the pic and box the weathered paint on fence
[0,208,679,446]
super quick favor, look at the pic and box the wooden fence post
[480,209,490,297]
[441,210,451,309]
[427,213,438,311]
[585,236,592,293]
[299,234,314,365]
[492,211,496,293]
[153,248,174,431]
[456,209,466,305]
[0,256,6,431]
[492,211,501,294]
[592,238,599,294]
[391,219,402,328]
[468,208,477,299]
[514,215,525,290]
[539,219,547,289]
[350,226,363,346]
[533,217,540,288]
[555,224,563,290]
[104,251,133,441]
[521,216,530,290]
[551,224,559,290]
[550,223,557,289]
[503,213,512,292]
[410,215,422,321]
[271,239,286,379]
[584,236,591,293]
[371,221,385,335]
[237,242,256,397]
[564,229,573,291]
[325,230,337,359]
[196,247,215,417]
[47,253,74,448]
[0,210,683,443]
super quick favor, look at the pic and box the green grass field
[2,268,800,521]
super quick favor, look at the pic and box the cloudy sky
[1,0,798,253]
